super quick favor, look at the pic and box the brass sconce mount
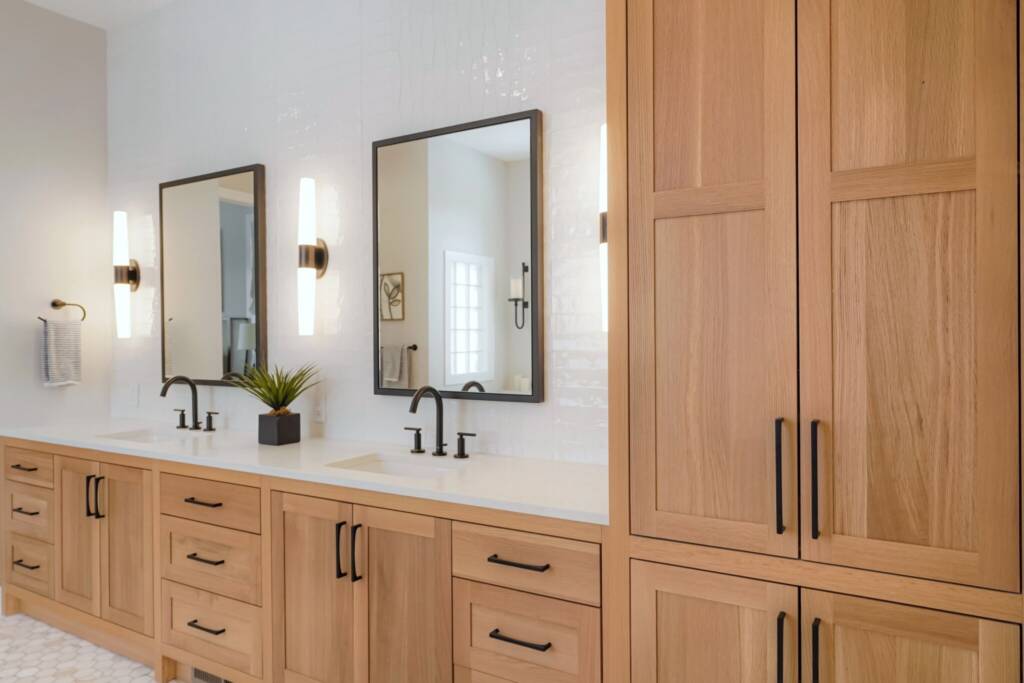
[298,238,329,279]
[114,259,141,292]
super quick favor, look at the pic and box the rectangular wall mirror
[373,110,543,402]
[160,164,267,385]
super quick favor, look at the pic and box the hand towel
[380,345,409,388]
[41,320,82,387]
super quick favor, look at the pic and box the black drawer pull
[12,507,40,516]
[487,554,551,573]
[187,619,226,636]
[187,552,225,567]
[810,420,821,539]
[335,521,348,579]
[13,559,40,571]
[92,476,105,519]
[488,628,552,652]
[776,611,785,683]
[10,464,38,472]
[774,417,785,534]
[85,474,95,517]
[184,496,223,508]
[812,617,822,683]
[351,523,363,582]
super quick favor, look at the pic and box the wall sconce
[297,177,328,336]
[112,210,140,339]
[599,123,609,334]
[508,262,530,330]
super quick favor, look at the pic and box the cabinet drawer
[453,522,600,606]
[4,448,54,488]
[454,579,600,683]
[7,534,53,599]
[160,473,261,534]
[161,580,263,678]
[161,515,261,605]
[456,667,515,683]
[5,481,54,543]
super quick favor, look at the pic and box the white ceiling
[25,0,174,30]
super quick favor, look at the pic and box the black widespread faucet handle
[455,432,476,459]
[174,409,187,429]
[404,426,425,454]
[204,411,219,432]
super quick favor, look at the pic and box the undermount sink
[327,453,460,480]
[98,428,194,444]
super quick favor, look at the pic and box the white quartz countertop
[0,420,609,525]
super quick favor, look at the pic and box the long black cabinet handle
[184,496,223,508]
[776,611,785,683]
[85,474,95,518]
[351,523,363,582]
[489,628,552,652]
[187,619,226,636]
[774,418,785,534]
[13,559,40,571]
[810,420,821,539]
[10,464,38,472]
[812,617,822,683]
[487,554,551,573]
[187,552,225,567]
[12,507,40,516]
[92,476,106,519]
[335,521,348,579]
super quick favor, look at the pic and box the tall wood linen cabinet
[622,0,1023,680]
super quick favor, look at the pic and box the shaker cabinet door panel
[54,456,100,616]
[798,0,1019,590]
[98,463,153,636]
[628,0,799,557]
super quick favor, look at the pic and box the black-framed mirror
[160,164,267,386]
[373,110,544,402]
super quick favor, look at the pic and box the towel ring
[48,299,87,321]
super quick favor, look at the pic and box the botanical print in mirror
[379,272,405,321]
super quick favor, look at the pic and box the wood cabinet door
[98,463,153,636]
[798,0,1019,590]
[628,0,798,557]
[801,590,1020,683]
[352,505,452,683]
[272,492,355,683]
[54,456,100,615]
[631,560,798,682]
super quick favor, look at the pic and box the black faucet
[461,381,485,392]
[409,385,446,456]
[161,375,202,430]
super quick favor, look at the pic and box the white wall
[0,1,111,428]
[107,0,607,464]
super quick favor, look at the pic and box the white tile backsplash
[107,0,607,464]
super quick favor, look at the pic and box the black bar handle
[812,617,822,683]
[92,476,106,519]
[13,559,40,571]
[12,507,40,517]
[488,628,552,652]
[10,464,38,473]
[335,521,348,579]
[85,474,95,518]
[776,611,785,683]
[187,619,226,636]
[774,417,785,534]
[810,420,821,539]
[187,552,225,567]
[351,523,363,582]
[184,496,223,508]
[487,554,551,573]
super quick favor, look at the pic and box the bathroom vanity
[0,424,607,682]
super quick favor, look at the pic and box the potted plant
[230,364,320,445]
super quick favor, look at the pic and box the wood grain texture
[801,590,1020,683]
[271,492,354,683]
[7,533,53,599]
[353,505,452,683]
[54,455,100,616]
[454,579,600,683]
[452,522,600,606]
[3,447,54,488]
[631,0,797,558]
[798,0,1018,590]
[631,560,797,682]
[161,514,261,605]
[5,480,54,543]
[160,473,261,534]
[98,463,153,636]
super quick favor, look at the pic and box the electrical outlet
[312,387,326,424]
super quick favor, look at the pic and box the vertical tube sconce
[297,177,328,336]
[599,123,609,333]
[112,210,140,339]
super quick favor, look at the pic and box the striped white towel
[41,320,82,387]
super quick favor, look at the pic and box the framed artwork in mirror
[379,272,405,321]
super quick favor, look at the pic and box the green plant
[229,364,320,415]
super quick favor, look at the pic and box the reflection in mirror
[160,165,266,385]
[374,111,542,402]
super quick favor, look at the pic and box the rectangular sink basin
[99,428,193,444]
[327,453,459,480]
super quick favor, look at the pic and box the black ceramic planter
[259,412,301,446]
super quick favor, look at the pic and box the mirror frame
[372,110,544,403]
[159,164,268,387]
